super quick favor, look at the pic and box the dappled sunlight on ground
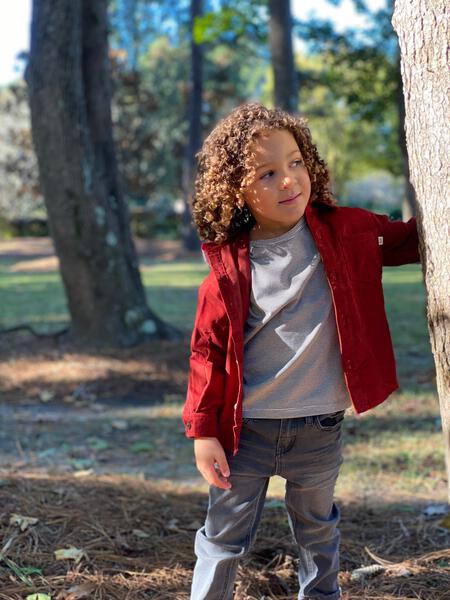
[8,256,60,272]
[0,334,189,403]
[0,472,449,599]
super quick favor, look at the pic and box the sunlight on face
[243,129,311,240]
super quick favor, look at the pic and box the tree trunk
[268,0,298,113]
[181,0,203,252]
[392,0,450,502]
[27,0,179,347]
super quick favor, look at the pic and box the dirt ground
[0,333,191,478]
[1,238,449,599]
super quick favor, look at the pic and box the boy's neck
[249,217,304,241]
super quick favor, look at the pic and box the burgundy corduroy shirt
[182,201,420,455]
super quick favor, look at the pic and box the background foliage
[0,0,404,237]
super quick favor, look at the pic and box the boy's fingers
[212,462,231,488]
[201,465,231,489]
[215,456,230,478]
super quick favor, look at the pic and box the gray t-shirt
[243,216,351,418]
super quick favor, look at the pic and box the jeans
[190,411,345,600]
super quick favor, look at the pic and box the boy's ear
[236,195,246,209]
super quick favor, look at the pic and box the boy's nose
[281,176,293,189]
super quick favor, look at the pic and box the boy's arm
[182,274,229,439]
[371,213,420,266]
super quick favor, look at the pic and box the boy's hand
[194,437,231,490]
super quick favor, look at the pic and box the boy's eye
[259,159,303,180]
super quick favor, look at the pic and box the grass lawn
[0,255,430,344]
[0,256,434,384]
[0,256,209,333]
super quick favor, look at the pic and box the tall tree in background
[268,0,298,113]
[27,0,178,347]
[181,0,204,251]
[192,1,299,114]
[296,0,416,219]
[394,52,416,220]
[392,0,450,499]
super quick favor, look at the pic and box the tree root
[0,325,69,338]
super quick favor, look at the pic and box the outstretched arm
[371,213,420,266]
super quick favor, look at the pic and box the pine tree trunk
[392,0,450,501]
[27,0,179,347]
[268,0,298,113]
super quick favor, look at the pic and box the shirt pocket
[341,231,382,283]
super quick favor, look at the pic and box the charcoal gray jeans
[190,411,345,600]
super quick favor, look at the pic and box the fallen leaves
[54,547,87,564]
[56,582,96,599]
[39,390,55,403]
[9,513,39,531]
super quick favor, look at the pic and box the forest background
[0,0,410,241]
[0,1,448,599]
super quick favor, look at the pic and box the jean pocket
[314,410,345,432]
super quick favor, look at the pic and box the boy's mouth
[278,192,301,204]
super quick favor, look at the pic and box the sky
[0,0,386,86]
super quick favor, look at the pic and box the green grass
[382,266,434,387]
[140,259,209,330]
[0,256,432,380]
[0,256,209,333]
[0,258,70,331]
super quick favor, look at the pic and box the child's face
[242,129,311,239]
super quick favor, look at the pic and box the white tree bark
[392,0,450,501]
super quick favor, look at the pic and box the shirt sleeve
[182,274,229,439]
[370,213,420,266]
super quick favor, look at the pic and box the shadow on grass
[0,473,449,600]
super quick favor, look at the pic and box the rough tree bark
[392,0,450,501]
[27,0,179,347]
[268,0,298,113]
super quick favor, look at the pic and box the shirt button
[345,360,352,371]
[186,422,192,430]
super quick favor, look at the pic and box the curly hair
[191,102,337,244]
